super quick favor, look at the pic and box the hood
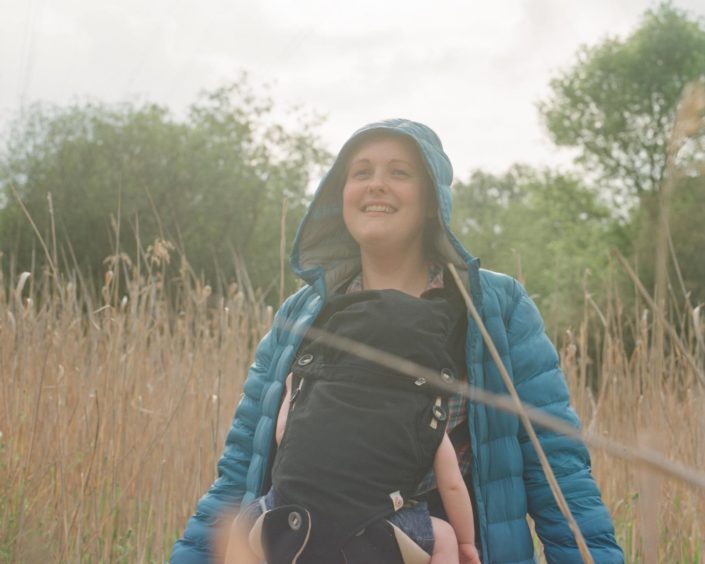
[290,118,476,297]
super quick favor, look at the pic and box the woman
[171,119,623,563]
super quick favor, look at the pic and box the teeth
[364,205,395,213]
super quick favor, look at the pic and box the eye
[392,169,411,178]
[350,168,370,179]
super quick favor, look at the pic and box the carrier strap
[248,508,431,564]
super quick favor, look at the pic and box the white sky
[1,0,703,179]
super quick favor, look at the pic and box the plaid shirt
[345,265,471,493]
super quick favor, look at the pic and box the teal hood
[290,118,477,296]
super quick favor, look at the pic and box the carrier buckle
[249,504,311,563]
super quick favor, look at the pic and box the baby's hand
[459,542,481,564]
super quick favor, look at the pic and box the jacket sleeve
[170,302,288,564]
[507,281,623,564]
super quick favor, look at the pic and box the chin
[354,230,395,248]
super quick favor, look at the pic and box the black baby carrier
[251,288,465,563]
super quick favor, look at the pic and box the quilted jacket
[171,119,623,563]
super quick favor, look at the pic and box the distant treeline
[1,4,704,329]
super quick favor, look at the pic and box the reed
[0,242,703,562]
[557,262,704,563]
[0,245,273,563]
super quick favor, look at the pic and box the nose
[366,171,387,193]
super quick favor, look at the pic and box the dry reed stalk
[636,431,663,564]
[8,182,58,280]
[446,264,594,563]
[0,247,266,562]
[613,249,705,388]
[565,260,705,563]
[2,244,705,561]
[652,80,705,382]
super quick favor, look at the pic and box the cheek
[342,183,359,227]
[343,177,367,203]
[342,184,354,207]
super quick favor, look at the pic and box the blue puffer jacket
[171,119,623,563]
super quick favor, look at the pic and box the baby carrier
[251,288,465,563]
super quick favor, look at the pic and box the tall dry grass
[0,245,273,563]
[1,243,703,562]
[558,264,705,563]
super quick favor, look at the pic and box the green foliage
[540,3,705,202]
[0,78,329,298]
[668,176,705,305]
[453,167,623,330]
[631,174,705,307]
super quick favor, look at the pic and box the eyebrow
[348,158,413,166]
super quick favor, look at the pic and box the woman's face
[342,135,433,256]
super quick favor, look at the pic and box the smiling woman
[342,134,438,298]
[171,119,623,564]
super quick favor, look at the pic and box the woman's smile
[361,202,398,214]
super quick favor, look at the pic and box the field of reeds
[1,241,704,563]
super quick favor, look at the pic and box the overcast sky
[1,0,703,179]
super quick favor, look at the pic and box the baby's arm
[275,372,292,446]
[434,433,480,563]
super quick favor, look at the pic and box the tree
[450,166,525,263]
[453,167,620,331]
[0,78,328,298]
[539,3,705,205]
[665,176,705,305]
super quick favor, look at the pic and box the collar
[345,263,444,295]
